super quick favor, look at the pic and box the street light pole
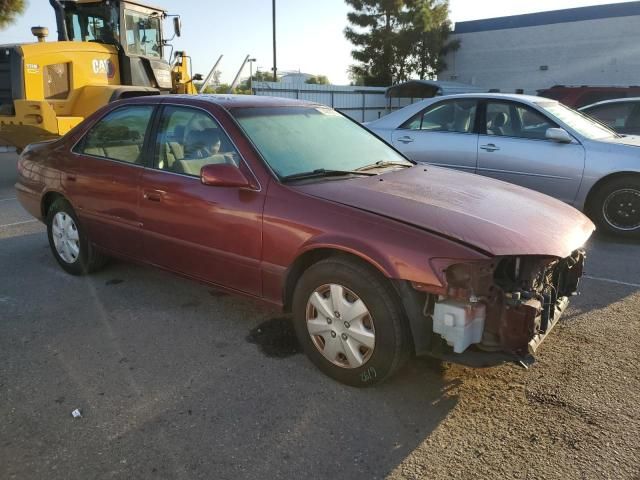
[248,58,256,94]
[272,0,277,82]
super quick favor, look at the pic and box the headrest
[186,128,220,146]
[492,112,508,128]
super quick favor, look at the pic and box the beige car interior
[158,120,240,177]
[81,109,240,175]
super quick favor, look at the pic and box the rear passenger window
[153,106,240,177]
[77,106,153,164]
[401,100,477,134]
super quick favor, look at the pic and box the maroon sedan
[15,95,594,386]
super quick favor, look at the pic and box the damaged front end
[415,250,586,362]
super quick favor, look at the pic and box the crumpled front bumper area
[491,249,585,355]
[429,249,587,362]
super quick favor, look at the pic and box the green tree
[251,70,278,82]
[305,75,330,85]
[344,0,457,86]
[344,0,405,86]
[236,71,279,94]
[0,0,26,29]
[348,66,366,86]
[405,0,459,79]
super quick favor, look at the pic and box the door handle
[397,136,414,144]
[143,190,163,202]
[480,143,500,152]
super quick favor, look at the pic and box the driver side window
[154,106,240,177]
[486,102,557,140]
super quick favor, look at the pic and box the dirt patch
[388,289,640,480]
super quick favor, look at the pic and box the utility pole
[272,0,277,82]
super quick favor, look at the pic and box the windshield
[536,101,617,140]
[125,9,162,58]
[65,2,119,44]
[232,106,412,178]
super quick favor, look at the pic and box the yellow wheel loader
[0,0,199,150]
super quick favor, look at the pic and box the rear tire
[590,177,640,238]
[46,198,107,275]
[292,256,411,387]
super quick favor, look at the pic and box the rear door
[66,104,155,258]
[138,104,265,296]
[390,98,479,172]
[476,100,585,204]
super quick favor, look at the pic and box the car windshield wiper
[281,169,377,182]
[356,160,413,172]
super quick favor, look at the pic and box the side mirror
[173,17,182,38]
[201,163,250,188]
[546,127,573,143]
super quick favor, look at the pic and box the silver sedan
[580,97,640,136]
[367,93,640,237]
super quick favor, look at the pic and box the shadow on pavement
[0,231,458,480]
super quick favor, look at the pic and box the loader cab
[58,0,174,90]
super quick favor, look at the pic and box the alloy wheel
[603,188,640,231]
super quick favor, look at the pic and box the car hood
[292,166,594,258]
[599,134,640,147]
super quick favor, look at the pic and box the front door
[138,105,265,296]
[477,100,585,204]
[65,104,154,258]
[391,98,479,172]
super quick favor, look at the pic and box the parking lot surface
[1,152,639,479]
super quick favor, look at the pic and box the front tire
[46,198,106,275]
[292,257,411,387]
[590,177,640,238]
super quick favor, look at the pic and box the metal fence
[251,82,420,122]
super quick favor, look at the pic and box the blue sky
[0,0,636,84]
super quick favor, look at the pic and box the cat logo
[91,59,116,79]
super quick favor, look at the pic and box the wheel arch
[584,171,640,215]
[282,247,393,313]
[41,191,66,219]
[282,246,428,356]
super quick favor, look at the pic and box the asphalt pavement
[1,152,638,479]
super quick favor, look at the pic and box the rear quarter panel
[15,142,65,220]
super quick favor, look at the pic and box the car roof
[120,94,322,109]
[580,97,640,110]
[437,92,555,103]
[367,93,559,128]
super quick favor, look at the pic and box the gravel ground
[1,152,639,479]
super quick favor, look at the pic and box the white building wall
[441,15,640,94]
